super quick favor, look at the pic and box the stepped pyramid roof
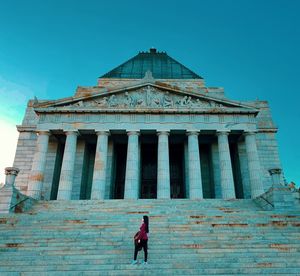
[100,48,202,79]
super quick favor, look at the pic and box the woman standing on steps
[132,215,149,265]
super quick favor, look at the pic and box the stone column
[57,131,78,200]
[27,131,50,199]
[217,131,236,199]
[0,167,20,214]
[124,131,140,199]
[245,132,265,198]
[5,167,20,187]
[187,132,203,199]
[91,131,109,200]
[157,131,170,199]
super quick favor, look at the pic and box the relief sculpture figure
[191,99,201,108]
[178,96,192,107]
[108,95,118,107]
[125,92,134,107]
[136,95,146,107]
[95,97,108,107]
[153,97,160,107]
[163,92,173,107]
[146,89,153,107]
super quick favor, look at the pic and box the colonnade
[27,130,264,200]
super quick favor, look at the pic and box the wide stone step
[1,199,299,274]
[0,265,299,275]
[0,259,295,270]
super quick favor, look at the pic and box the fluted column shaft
[57,131,78,200]
[187,132,203,199]
[27,131,50,199]
[91,131,109,199]
[217,131,236,199]
[124,131,140,199]
[157,131,170,199]
[245,132,264,198]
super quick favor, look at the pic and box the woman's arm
[136,223,146,241]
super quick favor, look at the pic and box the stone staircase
[0,199,299,275]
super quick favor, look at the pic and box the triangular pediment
[34,83,258,113]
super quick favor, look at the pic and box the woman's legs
[134,245,139,260]
[133,240,148,262]
[142,240,148,262]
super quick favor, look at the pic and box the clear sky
[0,0,299,186]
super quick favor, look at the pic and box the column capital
[5,167,20,176]
[268,168,282,176]
[157,131,170,136]
[216,130,229,136]
[95,131,110,136]
[127,131,140,136]
[37,131,51,136]
[4,167,20,187]
[64,130,79,136]
[187,131,199,136]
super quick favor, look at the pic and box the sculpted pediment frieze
[34,83,257,114]
[57,85,237,110]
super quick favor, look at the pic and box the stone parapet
[254,168,298,210]
[0,167,35,214]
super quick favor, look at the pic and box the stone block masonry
[13,131,37,193]
[0,199,299,274]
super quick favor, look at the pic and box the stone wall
[256,131,282,190]
[13,131,37,193]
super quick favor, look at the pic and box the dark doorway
[200,144,215,198]
[50,142,65,200]
[230,143,244,199]
[141,143,157,199]
[113,143,127,199]
[169,143,185,198]
[80,143,96,200]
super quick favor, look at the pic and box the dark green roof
[100,48,202,79]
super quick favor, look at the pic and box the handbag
[133,231,142,251]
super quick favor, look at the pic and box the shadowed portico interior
[47,130,246,201]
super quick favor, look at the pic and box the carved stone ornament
[63,86,225,109]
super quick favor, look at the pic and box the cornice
[16,125,37,132]
[34,107,258,115]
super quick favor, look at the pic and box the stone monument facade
[12,49,282,201]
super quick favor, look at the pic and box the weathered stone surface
[0,199,299,274]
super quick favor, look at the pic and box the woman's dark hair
[143,215,149,233]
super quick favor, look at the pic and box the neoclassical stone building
[13,49,282,201]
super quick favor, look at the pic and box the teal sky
[0,0,299,185]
